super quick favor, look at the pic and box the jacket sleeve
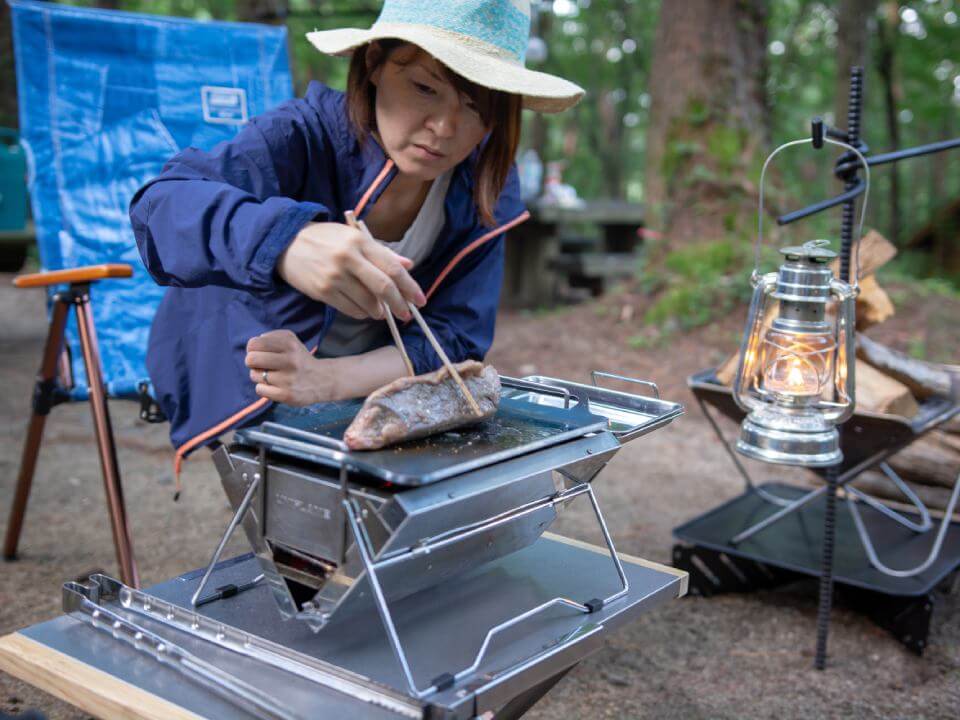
[130,97,332,291]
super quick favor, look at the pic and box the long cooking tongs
[344,211,483,416]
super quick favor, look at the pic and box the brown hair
[346,40,523,227]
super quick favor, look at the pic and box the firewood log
[928,429,960,455]
[885,435,960,490]
[830,229,897,279]
[854,359,920,417]
[715,350,741,386]
[857,334,959,401]
[855,274,894,329]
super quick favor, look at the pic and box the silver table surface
[19,537,685,719]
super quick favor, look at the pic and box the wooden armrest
[13,264,134,289]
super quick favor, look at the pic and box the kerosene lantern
[732,239,857,467]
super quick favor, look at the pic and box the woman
[130,0,583,470]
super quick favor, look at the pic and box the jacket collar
[349,130,482,226]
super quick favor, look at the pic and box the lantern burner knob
[780,239,836,264]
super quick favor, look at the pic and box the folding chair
[3,0,292,587]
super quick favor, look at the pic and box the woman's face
[371,49,489,180]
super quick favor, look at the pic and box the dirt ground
[1,274,958,719]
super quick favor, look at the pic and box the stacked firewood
[714,230,960,512]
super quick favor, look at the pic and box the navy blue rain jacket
[130,82,528,454]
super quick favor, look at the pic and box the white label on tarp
[201,86,248,125]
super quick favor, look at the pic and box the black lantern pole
[813,65,864,671]
[774,65,960,669]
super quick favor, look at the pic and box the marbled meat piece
[344,361,500,450]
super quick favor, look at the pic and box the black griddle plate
[234,394,609,486]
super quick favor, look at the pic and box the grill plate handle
[591,371,661,400]
[500,375,584,409]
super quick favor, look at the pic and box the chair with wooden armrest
[6,264,143,586]
[4,1,294,588]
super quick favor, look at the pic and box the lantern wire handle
[754,138,871,291]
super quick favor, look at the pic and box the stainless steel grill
[56,371,685,719]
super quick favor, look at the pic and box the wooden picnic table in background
[502,199,645,309]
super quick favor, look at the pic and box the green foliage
[663,240,740,278]
[766,1,960,249]
[686,98,712,127]
[642,239,754,331]
[879,250,960,297]
[661,139,703,179]
[48,0,960,255]
[627,332,660,349]
[705,125,743,171]
[683,163,720,187]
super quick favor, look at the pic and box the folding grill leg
[191,471,262,607]
[4,300,70,560]
[74,294,139,588]
[342,482,631,699]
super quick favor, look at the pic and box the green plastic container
[0,127,27,232]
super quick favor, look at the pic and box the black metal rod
[826,126,850,142]
[835,136,960,175]
[814,465,839,670]
[839,67,863,284]
[814,65,864,671]
[777,179,865,226]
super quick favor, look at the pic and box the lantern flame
[786,361,806,389]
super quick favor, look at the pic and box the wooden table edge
[0,632,205,720]
[543,531,689,597]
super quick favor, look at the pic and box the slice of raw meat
[344,361,500,450]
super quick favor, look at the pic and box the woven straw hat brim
[306,24,584,114]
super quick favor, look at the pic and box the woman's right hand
[276,221,426,321]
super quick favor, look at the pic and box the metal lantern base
[737,407,842,468]
[672,482,960,654]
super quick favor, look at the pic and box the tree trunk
[834,0,878,125]
[644,0,768,249]
[236,0,288,23]
[930,111,952,212]
[875,3,901,245]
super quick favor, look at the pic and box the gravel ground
[1,275,958,719]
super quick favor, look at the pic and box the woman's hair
[346,40,523,227]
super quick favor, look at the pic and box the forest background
[0,0,957,317]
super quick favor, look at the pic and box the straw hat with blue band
[306,0,585,113]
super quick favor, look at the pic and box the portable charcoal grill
[40,372,685,720]
[197,373,679,634]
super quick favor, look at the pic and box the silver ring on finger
[261,370,269,385]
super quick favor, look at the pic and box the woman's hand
[245,330,338,406]
[277,222,426,321]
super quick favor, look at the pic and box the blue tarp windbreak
[9,0,293,399]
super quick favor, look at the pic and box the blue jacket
[130,82,528,455]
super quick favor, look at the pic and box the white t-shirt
[315,169,453,358]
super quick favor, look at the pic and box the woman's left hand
[245,330,337,406]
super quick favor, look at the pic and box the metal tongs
[343,211,482,416]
